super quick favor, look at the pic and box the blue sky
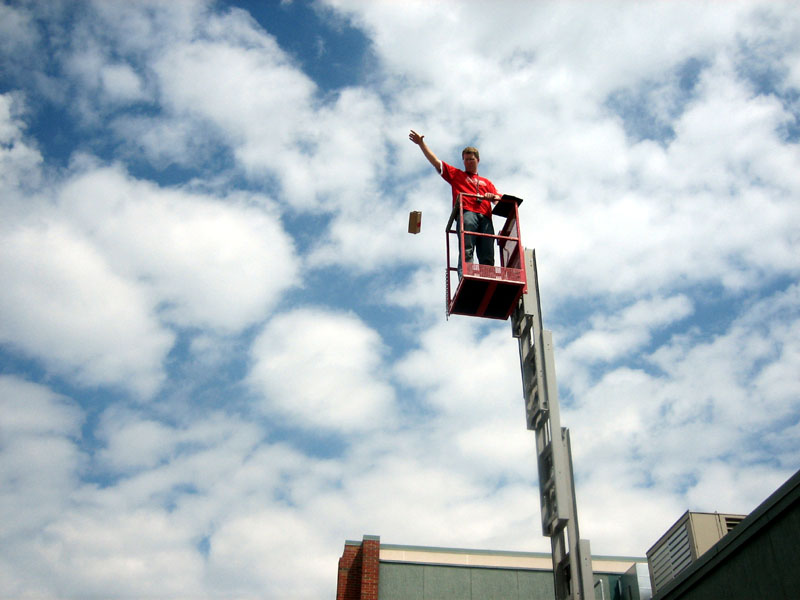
[1,0,799,598]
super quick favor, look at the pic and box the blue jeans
[459,210,494,275]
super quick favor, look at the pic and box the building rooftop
[343,539,647,574]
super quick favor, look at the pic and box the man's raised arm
[409,130,442,173]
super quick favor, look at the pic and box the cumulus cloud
[563,283,800,553]
[0,94,42,194]
[0,377,85,591]
[153,31,315,168]
[1,87,299,395]
[57,163,299,332]
[0,222,173,397]
[564,295,693,365]
[1,157,298,397]
[99,63,146,103]
[1,1,799,598]
[249,307,397,430]
[207,508,333,597]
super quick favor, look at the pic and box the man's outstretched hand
[409,129,441,171]
[409,129,424,145]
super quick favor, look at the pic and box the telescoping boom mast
[511,248,594,600]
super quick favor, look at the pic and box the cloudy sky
[1,0,799,598]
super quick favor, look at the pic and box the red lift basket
[445,193,527,320]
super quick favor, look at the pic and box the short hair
[462,146,480,161]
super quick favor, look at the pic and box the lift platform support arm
[511,248,595,600]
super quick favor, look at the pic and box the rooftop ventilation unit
[646,511,745,594]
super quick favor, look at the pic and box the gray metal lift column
[511,248,595,600]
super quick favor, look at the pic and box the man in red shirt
[409,130,501,273]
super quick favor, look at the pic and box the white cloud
[0,377,85,592]
[152,19,318,186]
[96,410,178,472]
[110,114,218,168]
[57,164,299,333]
[149,18,397,245]
[100,63,146,102]
[0,222,172,397]
[1,1,800,599]
[38,507,207,599]
[563,284,800,553]
[0,3,37,54]
[249,307,397,430]
[207,508,333,598]
[564,295,693,365]
[0,93,42,194]
[1,93,298,393]
[393,318,520,423]
[0,3,44,85]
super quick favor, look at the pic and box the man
[409,130,501,274]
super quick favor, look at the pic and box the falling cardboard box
[408,210,422,234]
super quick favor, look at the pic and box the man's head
[462,146,480,173]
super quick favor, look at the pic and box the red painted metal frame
[445,193,527,320]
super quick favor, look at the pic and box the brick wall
[336,535,380,600]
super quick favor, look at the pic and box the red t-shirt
[440,161,498,217]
